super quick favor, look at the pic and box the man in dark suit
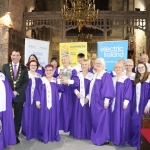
[2,50,29,144]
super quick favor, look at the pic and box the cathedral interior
[0,0,150,69]
[1,1,150,150]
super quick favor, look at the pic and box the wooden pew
[140,114,150,150]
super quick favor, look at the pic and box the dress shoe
[16,137,20,144]
[101,141,109,145]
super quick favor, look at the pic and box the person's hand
[84,98,89,104]
[144,106,150,114]
[123,105,127,110]
[77,93,82,99]
[58,75,62,79]
[36,104,41,109]
[61,79,68,85]
[104,103,109,109]
[13,91,18,96]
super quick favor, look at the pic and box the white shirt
[12,62,19,71]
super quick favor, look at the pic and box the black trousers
[12,101,24,138]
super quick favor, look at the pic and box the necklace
[9,62,22,90]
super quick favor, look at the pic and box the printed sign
[97,40,128,72]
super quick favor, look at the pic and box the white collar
[113,75,128,83]
[41,76,56,84]
[96,70,107,79]
[77,72,94,81]
[12,62,19,67]
[28,71,41,78]
[0,73,5,80]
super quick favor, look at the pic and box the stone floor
[5,132,136,150]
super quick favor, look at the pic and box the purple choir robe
[36,66,45,76]
[128,73,135,116]
[34,77,64,143]
[110,71,116,77]
[55,67,79,132]
[111,76,132,146]
[0,76,16,149]
[89,68,96,74]
[22,74,41,140]
[130,77,150,150]
[90,71,115,145]
[70,72,93,139]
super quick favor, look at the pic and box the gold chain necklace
[9,62,22,90]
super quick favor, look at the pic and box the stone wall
[0,0,35,70]
[134,29,146,64]
[0,26,9,70]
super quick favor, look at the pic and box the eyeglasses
[125,65,133,67]
[30,65,37,67]
[45,69,53,71]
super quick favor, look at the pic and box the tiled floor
[5,132,136,150]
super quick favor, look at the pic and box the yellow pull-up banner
[59,42,87,66]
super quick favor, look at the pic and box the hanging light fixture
[61,0,99,32]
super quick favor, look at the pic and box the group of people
[1,50,150,150]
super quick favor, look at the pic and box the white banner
[25,38,50,67]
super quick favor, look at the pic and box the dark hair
[27,54,40,67]
[45,64,54,69]
[26,60,38,70]
[50,57,60,67]
[134,62,149,85]
[77,53,85,58]
[11,50,21,55]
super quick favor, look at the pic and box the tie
[13,65,17,80]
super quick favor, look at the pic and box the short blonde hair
[114,62,124,71]
[125,59,134,66]
[82,59,90,69]
[61,54,71,64]
[95,58,106,70]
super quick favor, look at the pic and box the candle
[97,9,99,14]
[93,4,95,10]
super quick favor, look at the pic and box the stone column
[146,4,150,57]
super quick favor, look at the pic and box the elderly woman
[22,60,41,140]
[130,62,150,150]
[110,59,126,77]
[70,59,93,139]
[27,54,45,76]
[55,54,79,132]
[88,58,115,145]
[0,72,16,149]
[34,65,64,143]
[111,62,132,146]
[125,59,135,81]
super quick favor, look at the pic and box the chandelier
[61,0,99,32]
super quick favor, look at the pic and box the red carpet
[141,128,150,143]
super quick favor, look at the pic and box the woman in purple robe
[27,54,45,76]
[130,62,150,150]
[0,72,16,149]
[125,59,135,116]
[88,58,115,145]
[50,57,59,77]
[21,60,41,140]
[54,54,79,132]
[125,59,135,82]
[34,65,64,143]
[89,57,96,74]
[70,59,93,139]
[111,62,132,146]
